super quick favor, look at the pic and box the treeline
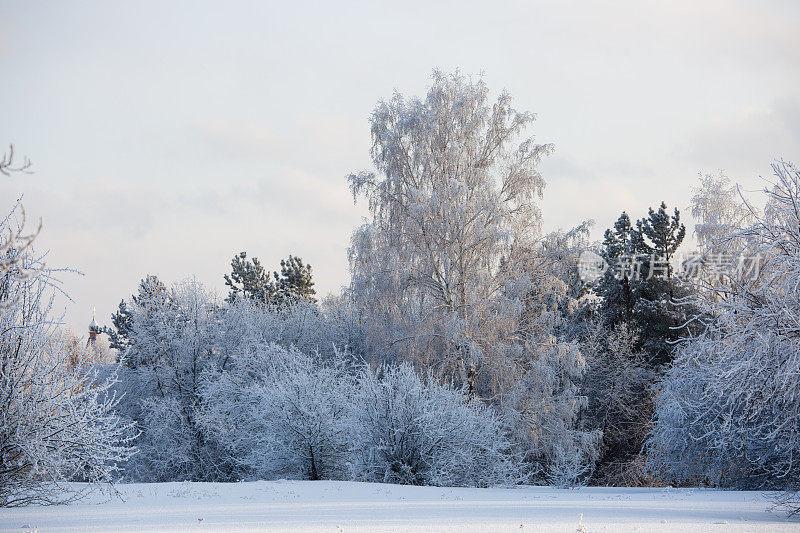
[99,202,691,488]
[1,72,798,511]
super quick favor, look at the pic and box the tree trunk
[308,444,319,481]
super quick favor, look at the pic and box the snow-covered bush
[0,203,134,506]
[115,277,228,482]
[110,284,362,482]
[500,340,601,488]
[648,161,800,498]
[581,322,654,485]
[350,363,518,487]
[201,344,355,481]
[214,295,362,364]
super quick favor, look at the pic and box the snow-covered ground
[1,481,797,532]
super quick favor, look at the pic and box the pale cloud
[0,167,366,334]
[192,118,289,159]
[774,97,800,143]
[297,113,368,153]
[542,177,641,237]
[256,167,357,217]
[674,102,800,179]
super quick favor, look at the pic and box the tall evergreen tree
[599,212,637,325]
[632,203,690,365]
[588,203,691,483]
[224,252,275,304]
[597,203,691,365]
[273,255,316,306]
[103,299,133,351]
[634,201,686,281]
[601,212,636,261]
[103,275,169,363]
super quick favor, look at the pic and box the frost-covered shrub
[581,322,655,486]
[220,297,360,361]
[0,203,134,506]
[114,277,228,482]
[501,340,601,487]
[648,161,800,498]
[350,363,518,487]
[201,344,354,481]
[110,284,362,482]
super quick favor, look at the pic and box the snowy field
[1,481,798,533]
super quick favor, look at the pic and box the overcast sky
[1,0,798,335]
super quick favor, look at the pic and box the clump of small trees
[108,282,521,487]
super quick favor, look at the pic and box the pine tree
[598,204,691,366]
[632,202,690,365]
[103,275,171,368]
[599,212,637,325]
[224,252,275,304]
[274,255,316,306]
[224,252,316,307]
[601,212,636,261]
[589,204,692,482]
[634,201,686,281]
[103,299,133,351]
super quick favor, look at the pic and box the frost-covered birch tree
[690,171,754,254]
[346,71,598,483]
[347,70,552,396]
